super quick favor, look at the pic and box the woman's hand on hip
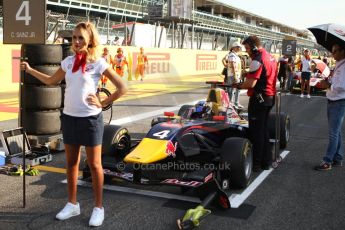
[87,94,102,108]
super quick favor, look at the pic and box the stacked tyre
[20,45,63,135]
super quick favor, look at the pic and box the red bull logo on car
[162,179,202,187]
[196,54,217,71]
[165,140,177,158]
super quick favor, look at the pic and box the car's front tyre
[220,137,252,189]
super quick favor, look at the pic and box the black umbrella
[308,23,345,52]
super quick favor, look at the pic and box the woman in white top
[22,22,127,226]
[296,49,312,98]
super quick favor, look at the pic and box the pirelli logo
[196,54,217,71]
[133,52,170,74]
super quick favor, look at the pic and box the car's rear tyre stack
[61,44,73,84]
[22,85,62,109]
[21,110,61,135]
[24,65,61,85]
[21,44,63,135]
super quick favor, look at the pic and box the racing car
[82,81,290,229]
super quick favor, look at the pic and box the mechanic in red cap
[233,35,277,171]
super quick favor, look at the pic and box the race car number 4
[153,130,170,139]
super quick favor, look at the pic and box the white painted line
[229,150,290,208]
[280,150,290,159]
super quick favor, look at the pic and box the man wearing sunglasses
[315,44,345,170]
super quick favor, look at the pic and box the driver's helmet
[195,101,206,113]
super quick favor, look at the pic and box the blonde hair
[73,22,100,62]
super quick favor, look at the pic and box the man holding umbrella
[308,24,345,170]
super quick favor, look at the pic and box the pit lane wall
[0,44,228,92]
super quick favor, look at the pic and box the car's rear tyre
[21,44,63,65]
[102,125,131,159]
[24,65,61,85]
[268,112,290,149]
[178,105,194,119]
[220,137,252,189]
[22,85,62,109]
[21,109,61,135]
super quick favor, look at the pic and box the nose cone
[124,138,172,164]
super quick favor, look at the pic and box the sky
[218,0,345,30]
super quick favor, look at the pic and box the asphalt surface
[1,78,345,230]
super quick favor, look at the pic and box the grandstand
[0,0,317,54]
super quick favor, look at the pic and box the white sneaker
[56,202,80,220]
[89,207,104,227]
[307,94,311,99]
[300,94,304,98]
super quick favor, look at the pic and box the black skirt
[60,112,104,146]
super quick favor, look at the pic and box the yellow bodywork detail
[124,138,169,164]
[207,88,225,115]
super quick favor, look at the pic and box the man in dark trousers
[277,54,289,90]
[233,36,277,171]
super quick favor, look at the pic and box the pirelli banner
[0,44,227,91]
[116,47,227,80]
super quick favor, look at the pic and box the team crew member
[296,49,312,98]
[277,54,289,90]
[135,47,148,81]
[114,47,129,77]
[315,44,345,170]
[100,47,114,87]
[21,22,127,226]
[221,49,230,83]
[225,41,243,109]
[233,36,277,171]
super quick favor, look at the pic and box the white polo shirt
[61,56,110,117]
[227,52,241,80]
[301,56,311,72]
[327,59,345,101]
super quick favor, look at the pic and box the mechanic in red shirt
[233,35,277,171]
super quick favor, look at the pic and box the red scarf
[72,52,87,73]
